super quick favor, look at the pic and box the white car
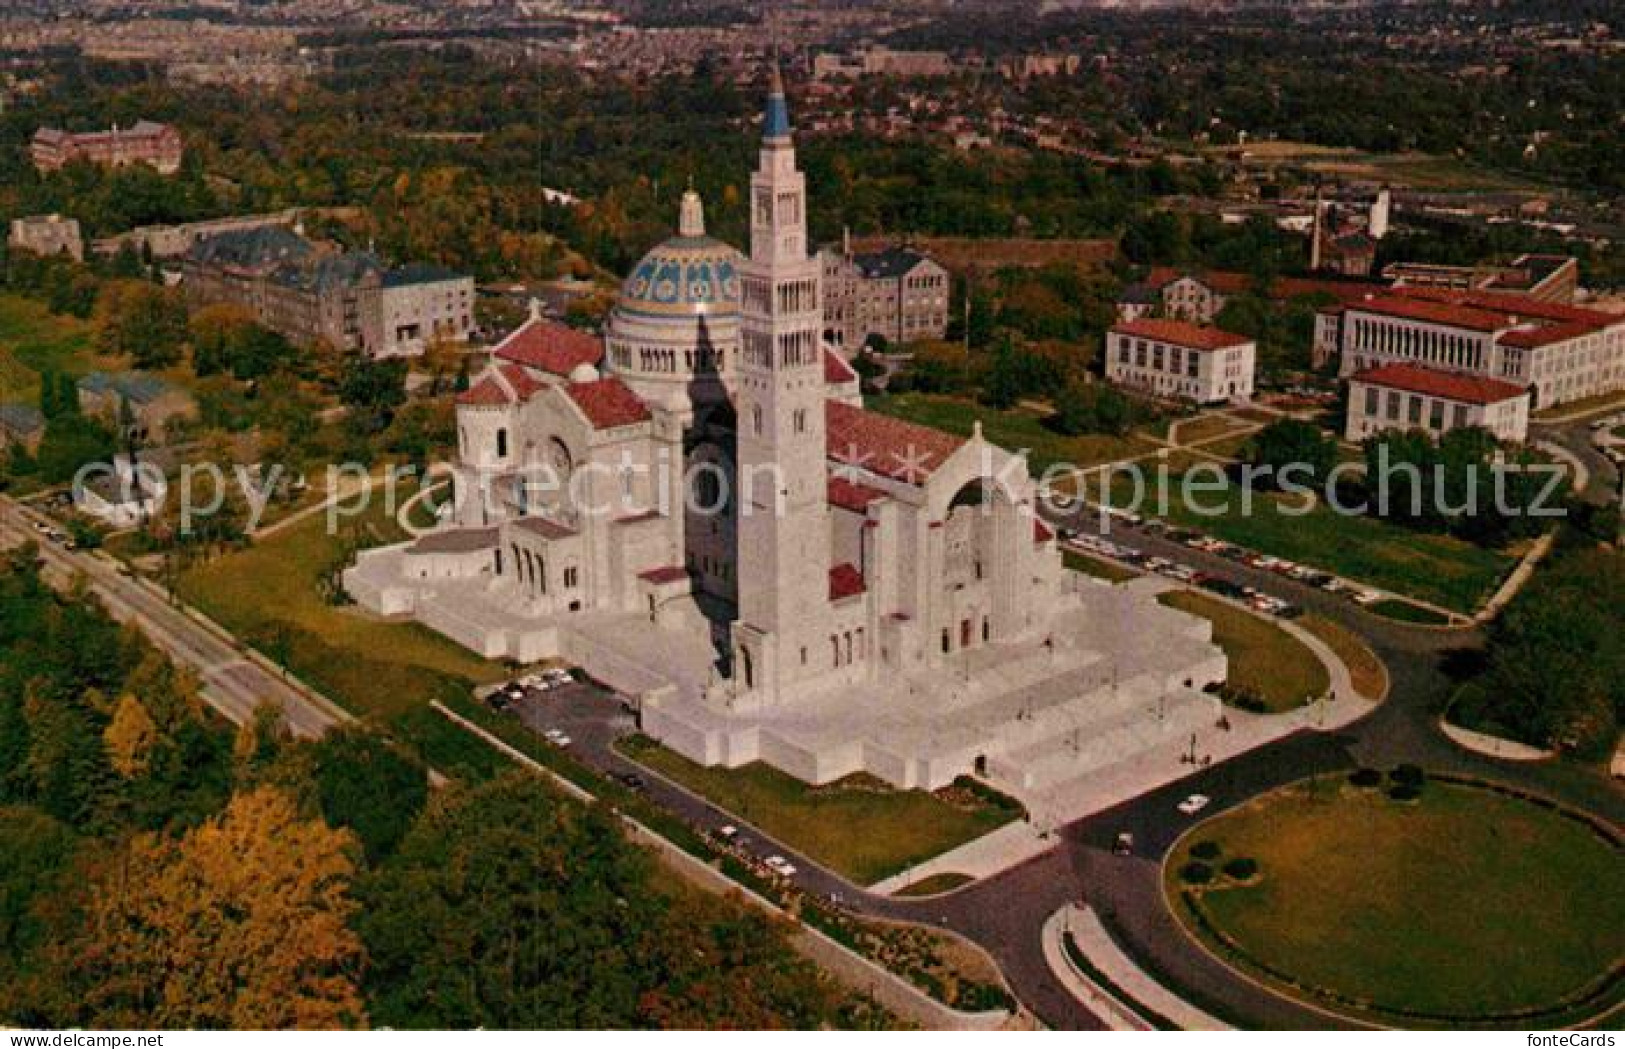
[717,825,739,839]
[1177,794,1211,816]
[553,735,572,748]
[543,729,564,742]
[765,856,798,877]
[545,669,573,686]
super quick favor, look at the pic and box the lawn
[619,735,1021,886]
[1297,615,1388,701]
[1157,590,1328,712]
[869,392,1160,475]
[1095,468,1513,614]
[1063,548,1139,584]
[175,493,503,722]
[1167,775,1625,1027]
[1173,414,1255,448]
[894,872,975,897]
[0,293,102,402]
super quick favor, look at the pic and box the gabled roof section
[494,316,604,376]
[826,400,966,485]
[824,348,859,384]
[1111,318,1252,352]
[564,377,651,430]
[1351,363,1528,406]
[455,364,543,407]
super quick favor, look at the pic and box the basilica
[347,73,1227,800]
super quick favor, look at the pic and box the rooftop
[1351,363,1528,406]
[1110,317,1253,352]
[494,315,604,377]
[564,377,651,430]
[826,400,966,485]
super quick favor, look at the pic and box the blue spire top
[763,60,791,139]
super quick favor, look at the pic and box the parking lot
[1056,512,1380,620]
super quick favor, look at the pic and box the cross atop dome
[679,185,706,238]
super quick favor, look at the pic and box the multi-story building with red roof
[31,120,183,175]
[1106,318,1257,404]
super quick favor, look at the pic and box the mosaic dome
[616,190,742,319]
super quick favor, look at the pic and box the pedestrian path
[1044,903,1229,1030]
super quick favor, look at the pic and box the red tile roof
[638,565,689,585]
[1394,286,1617,328]
[564,377,651,430]
[1498,321,1600,350]
[494,317,604,376]
[1351,363,1528,406]
[828,475,888,512]
[456,374,510,407]
[1034,518,1054,544]
[1347,294,1516,333]
[1110,318,1252,352]
[824,348,859,384]
[1146,267,1383,304]
[826,400,966,485]
[829,563,866,601]
[513,516,577,540]
[455,364,544,407]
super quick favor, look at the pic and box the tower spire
[764,57,791,141]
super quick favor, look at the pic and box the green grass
[0,293,101,403]
[1168,776,1625,1027]
[893,872,975,897]
[1298,615,1388,701]
[1174,414,1254,448]
[1157,590,1328,712]
[1096,469,1513,614]
[619,735,1020,886]
[175,494,504,721]
[869,392,1160,474]
[1368,597,1453,626]
[1063,549,1139,584]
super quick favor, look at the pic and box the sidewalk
[1025,580,1376,828]
[869,820,1053,895]
[1044,903,1228,1031]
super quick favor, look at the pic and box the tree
[1051,381,1138,437]
[1246,419,1339,488]
[41,786,367,1030]
[93,280,188,369]
[338,357,408,434]
[308,726,429,863]
[359,773,669,1028]
[103,694,159,778]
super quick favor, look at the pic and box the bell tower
[731,64,832,708]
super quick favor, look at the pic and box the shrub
[1388,783,1422,802]
[1180,861,1215,885]
[1190,839,1222,861]
[1389,763,1426,787]
[1348,767,1382,788]
[1222,857,1259,880]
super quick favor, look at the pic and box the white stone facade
[1106,319,1256,404]
[345,77,1228,793]
[1346,364,1531,444]
[1333,290,1625,412]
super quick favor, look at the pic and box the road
[530,489,1625,1030]
[0,494,350,739]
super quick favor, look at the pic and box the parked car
[1177,794,1211,816]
